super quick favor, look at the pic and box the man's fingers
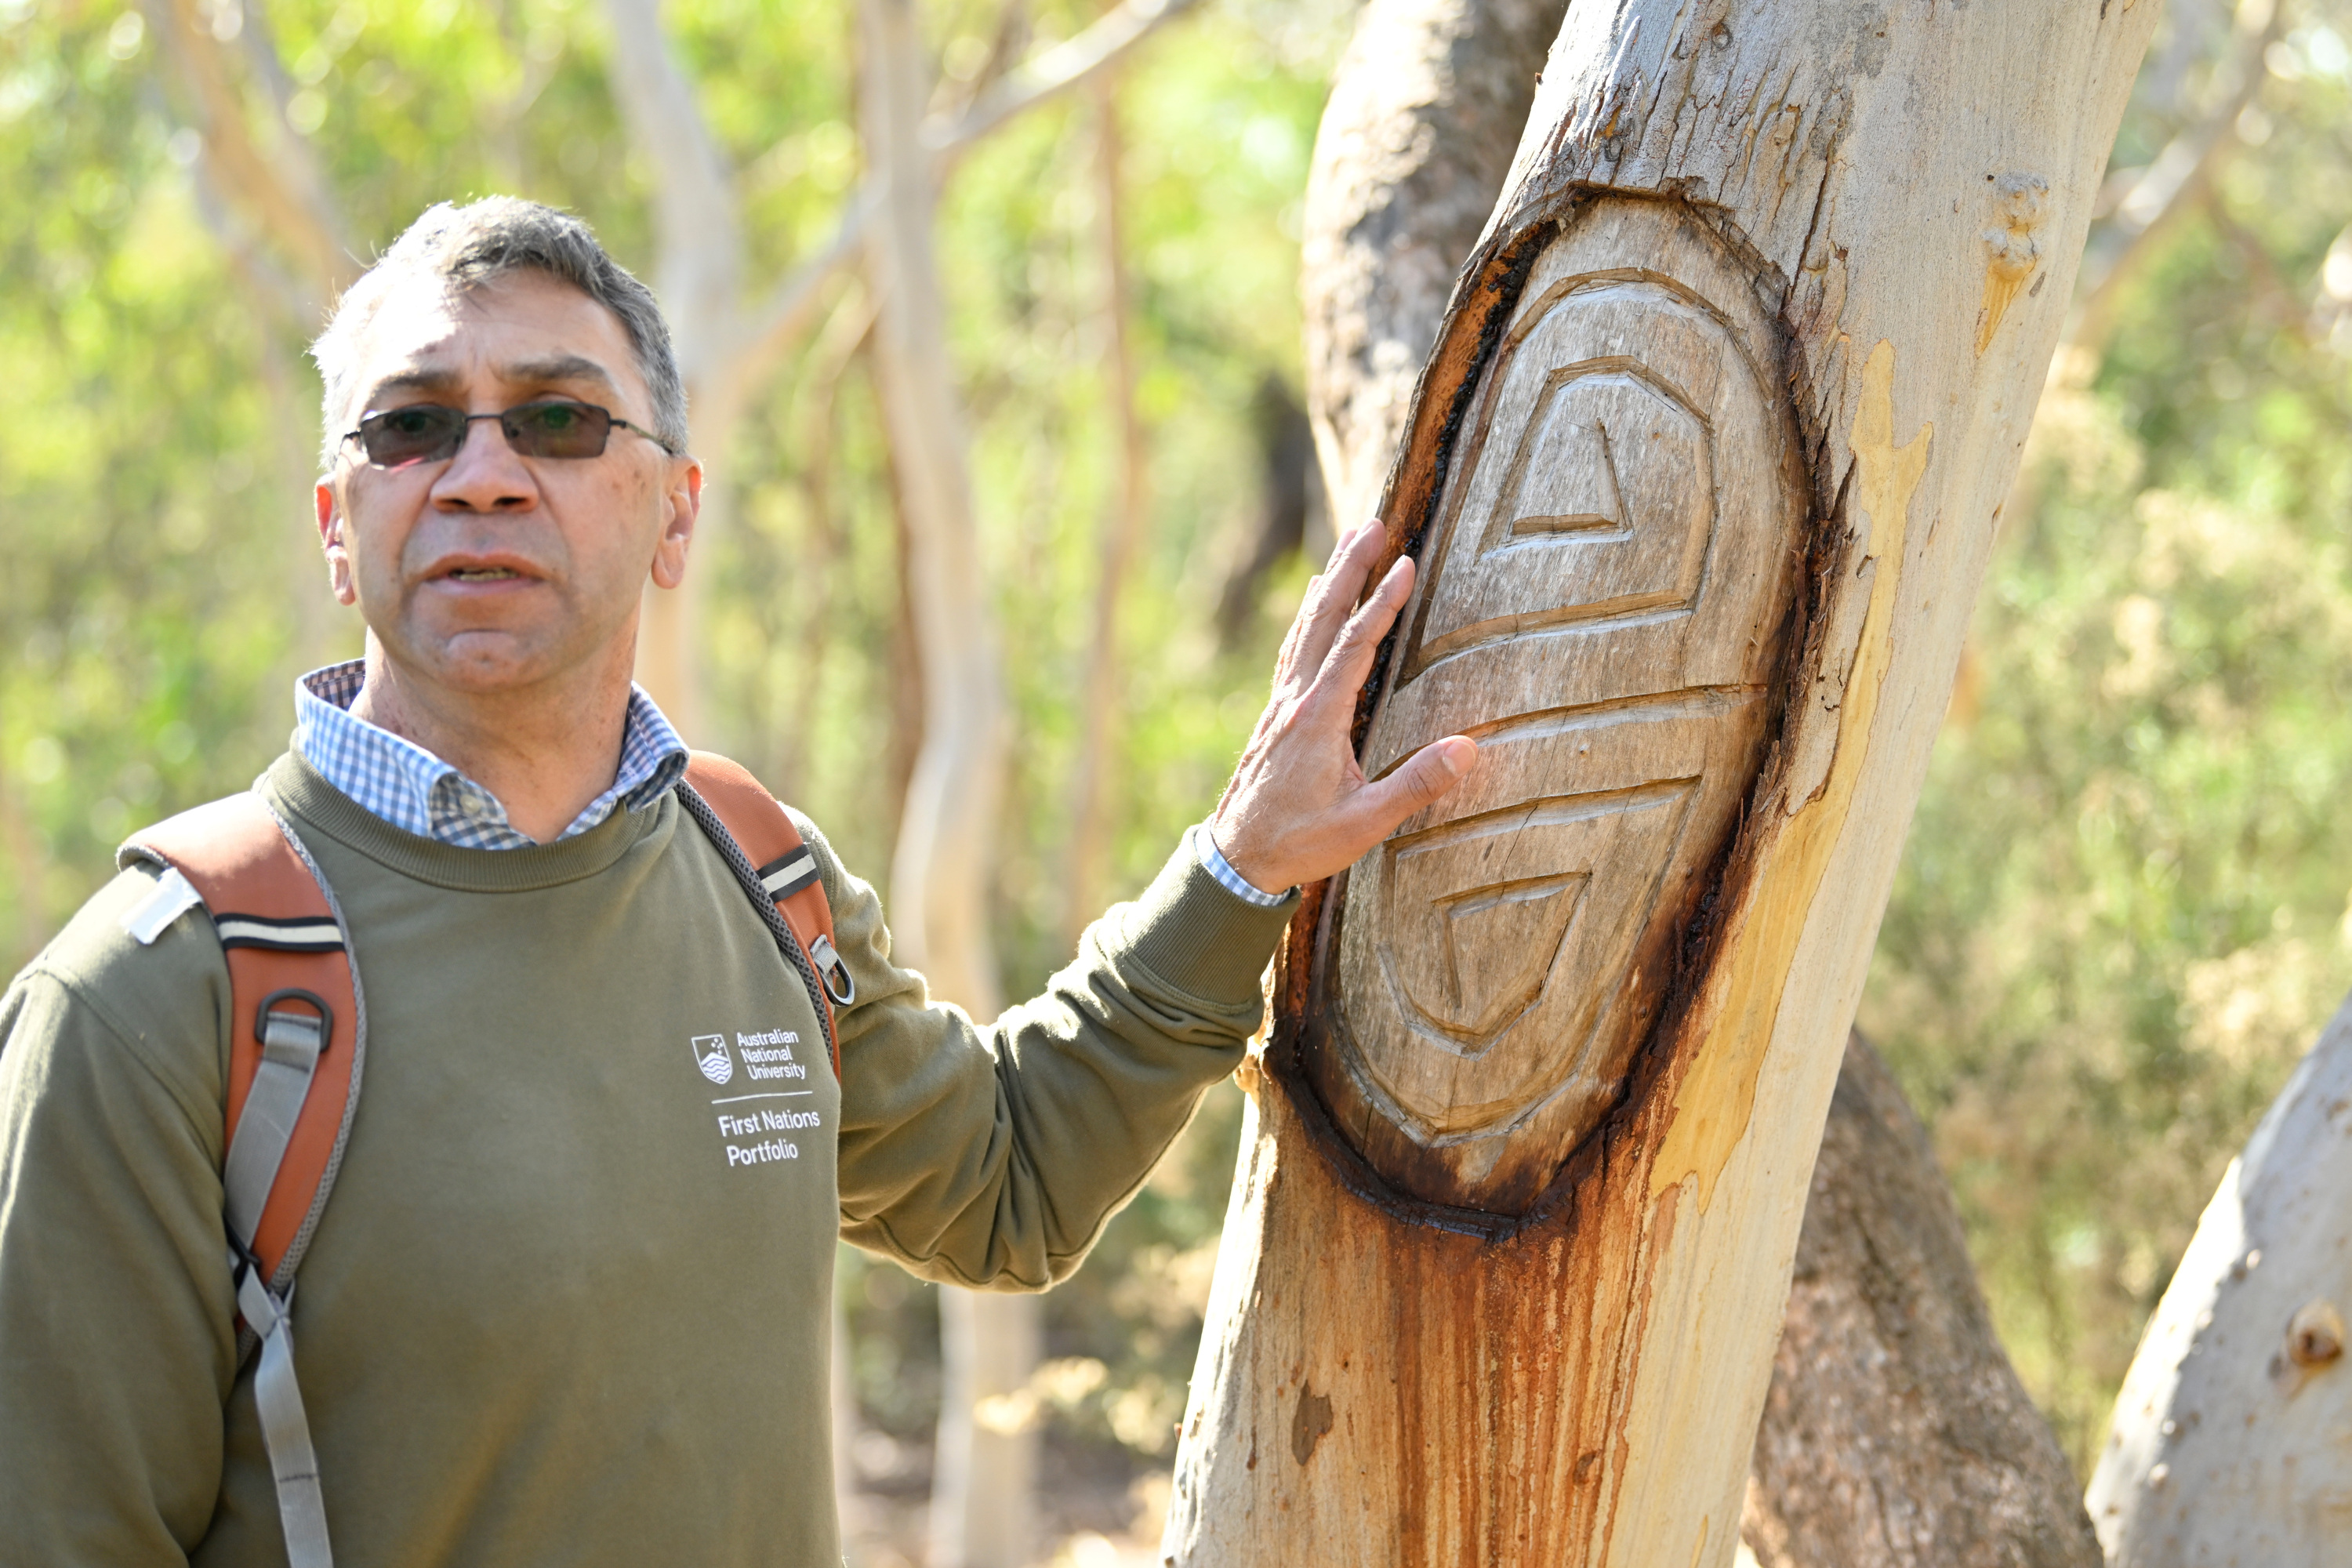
[1348,735,1478,839]
[1289,522,1388,685]
[1308,554,1414,713]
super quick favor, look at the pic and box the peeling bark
[1167,2,2159,1562]
[1743,1032,2100,1568]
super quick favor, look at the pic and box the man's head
[311,198,700,710]
[312,198,688,472]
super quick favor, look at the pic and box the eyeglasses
[340,401,677,469]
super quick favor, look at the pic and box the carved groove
[1302,195,1808,1214]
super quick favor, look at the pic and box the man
[0,198,1474,1565]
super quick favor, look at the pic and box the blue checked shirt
[295,659,1288,902]
[292,660,688,849]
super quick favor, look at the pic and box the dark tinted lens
[359,405,465,466]
[503,401,612,458]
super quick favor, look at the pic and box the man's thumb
[1365,735,1477,827]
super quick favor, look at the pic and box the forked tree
[1164,2,2160,1562]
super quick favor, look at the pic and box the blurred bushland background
[5,0,2352,1559]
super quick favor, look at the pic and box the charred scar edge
[1268,186,1839,1243]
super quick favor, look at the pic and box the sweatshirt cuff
[1109,826,1302,1006]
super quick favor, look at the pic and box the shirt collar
[292,659,689,849]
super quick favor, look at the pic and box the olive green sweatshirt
[0,753,1293,1567]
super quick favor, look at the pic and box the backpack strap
[120,793,357,1568]
[678,753,849,1078]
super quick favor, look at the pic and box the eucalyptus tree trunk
[857,7,1035,1566]
[1300,0,1571,534]
[2085,993,2352,1567]
[1166,2,2158,1563]
[1743,1032,2099,1568]
[1066,75,1149,939]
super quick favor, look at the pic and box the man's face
[315,270,700,699]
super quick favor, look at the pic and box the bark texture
[1301,0,1571,531]
[1167,2,2159,1563]
[2085,991,2352,1566]
[1743,1031,2100,1568]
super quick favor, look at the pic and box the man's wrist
[1193,823,1290,908]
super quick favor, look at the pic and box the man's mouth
[445,566,524,582]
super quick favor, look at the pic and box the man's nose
[428,414,538,512]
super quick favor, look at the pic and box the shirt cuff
[1190,823,1290,909]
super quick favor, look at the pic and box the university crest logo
[691,1033,733,1085]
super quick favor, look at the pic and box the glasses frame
[339,399,679,470]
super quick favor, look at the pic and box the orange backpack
[115,753,851,1568]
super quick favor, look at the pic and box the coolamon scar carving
[1301,196,1807,1214]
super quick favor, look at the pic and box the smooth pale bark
[152,0,352,674]
[856,8,1036,1566]
[1167,2,2157,1563]
[1742,1032,2099,1568]
[1066,77,1149,940]
[2085,992,2352,1566]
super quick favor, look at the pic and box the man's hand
[1208,522,1477,895]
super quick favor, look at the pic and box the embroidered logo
[691,1033,734,1085]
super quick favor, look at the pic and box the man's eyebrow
[360,368,462,410]
[501,354,622,394]
[358,355,623,414]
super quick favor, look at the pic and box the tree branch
[600,0,744,382]
[150,0,355,307]
[728,0,1202,383]
[2067,0,2285,354]
[927,0,1203,159]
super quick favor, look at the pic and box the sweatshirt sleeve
[0,869,240,1566]
[817,820,1297,1290]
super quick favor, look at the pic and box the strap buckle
[256,988,334,1061]
[808,935,856,1007]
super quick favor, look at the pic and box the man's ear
[316,478,358,605]
[650,456,703,591]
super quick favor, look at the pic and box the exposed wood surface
[2085,991,2352,1566]
[1167,2,2158,1563]
[1308,196,1806,1210]
[1743,1031,2100,1568]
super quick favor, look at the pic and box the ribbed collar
[263,751,673,894]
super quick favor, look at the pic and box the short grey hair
[310,197,688,470]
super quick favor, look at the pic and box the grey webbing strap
[234,1263,334,1568]
[222,1006,328,1248]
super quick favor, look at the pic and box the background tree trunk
[1298,0,1570,533]
[1167,3,2158,1563]
[2085,990,2352,1566]
[857,6,1035,1565]
[1065,72,1149,942]
[1742,1031,2100,1568]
